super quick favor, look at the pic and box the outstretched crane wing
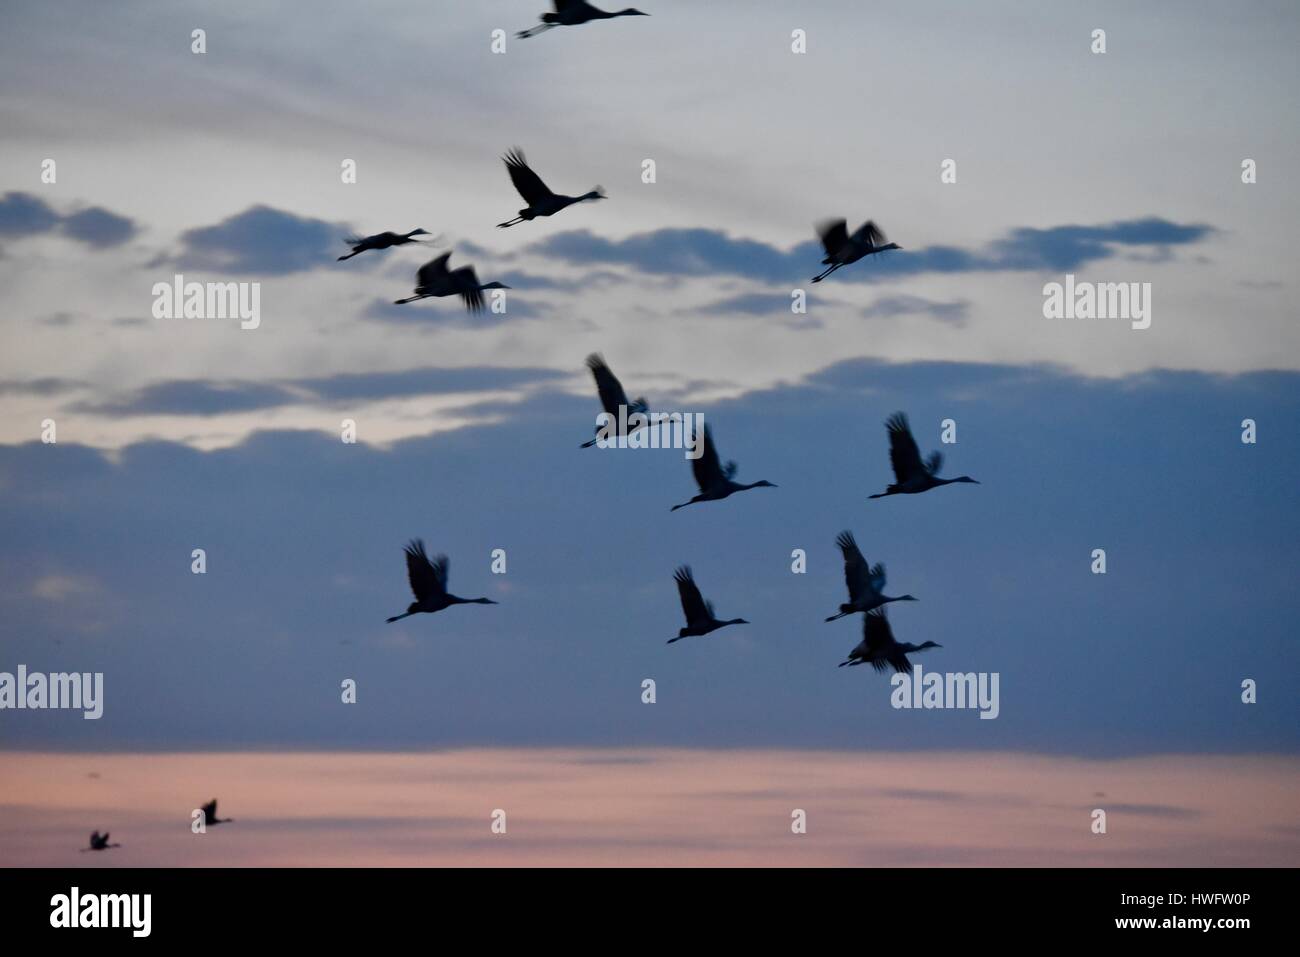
[585,353,633,415]
[855,219,887,247]
[863,609,909,672]
[416,252,453,288]
[689,424,727,491]
[885,412,927,484]
[674,566,710,626]
[816,218,849,257]
[451,266,486,313]
[835,530,874,601]
[404,539,449,601]
[503,148,554,205]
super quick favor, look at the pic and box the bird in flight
[517,1,650,39]
[201,799,233,827]
[81,831,121,852]
[668,566,748,643]
[811,218,901,282]
[496,148,605,228]
[869,412,979,498]
[393,252,510,313]
[580,353,649,448]
[386,540,498,623]
[825,530,917,621]
[838,608,940,672]
[671,424,776,511]
[337,228,435,261]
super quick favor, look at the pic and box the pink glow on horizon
[2,749,1297,867]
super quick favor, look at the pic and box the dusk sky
[0,0,1297,868]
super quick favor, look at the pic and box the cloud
[983,218,1214,271]
[1102,803,1202,819]
[60,206,139,247]
[497,269,627,292]
[298,367,566,402]
[0,192,139,248]
[526,227,802,280]
[694,291,827,329]
[861,294,969,325]
[30,572,105,602]
[673,289,975,326]
[364,295,549,325]
[171,205,350,275]
[71,366,569,416]
[0,377,88,397]
[0,192,59,236]
[522,218,1214,283]
[698,292,803,315]
[74,380,301,416]
[876,788,967,802]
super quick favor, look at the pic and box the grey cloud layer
[522,218,1214,282]
[126,203,1213,287]
[170,205,352,275]
[72,366,569,416]
[0,191,138,248]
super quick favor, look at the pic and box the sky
[0,0,1297,778]
[5,750,1298,866]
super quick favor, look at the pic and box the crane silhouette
[81,831,121,851]
[580,353,648,448]
[671,424,776,511]
[201,799,233,826]
[337,228,434,261]
[393,252,510,312]
[869,412,979,498]
[668,566,748,643]
[811,218,901,282]
[496,148,605,227]
[386,540,498,623]
[838,608,940,672]
[517,1,650,39]
[825,530,917,621]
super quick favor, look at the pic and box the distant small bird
[580,353,648,448]
[386,540,498,623]
[337,228,434,261]
[394,252,510,313]
[838,608,940,672]
[496,148,605,228]
[517,1,650,39]
[668,566,748,643]
[825,530,917,621]
[81,831,120,852]
[869,412,979,498]
[201,799,233,826]
[671,424,776,511]
[811,218,901,282]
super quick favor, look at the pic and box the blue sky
[0,1,1297,756]
[2,360,1296,753]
